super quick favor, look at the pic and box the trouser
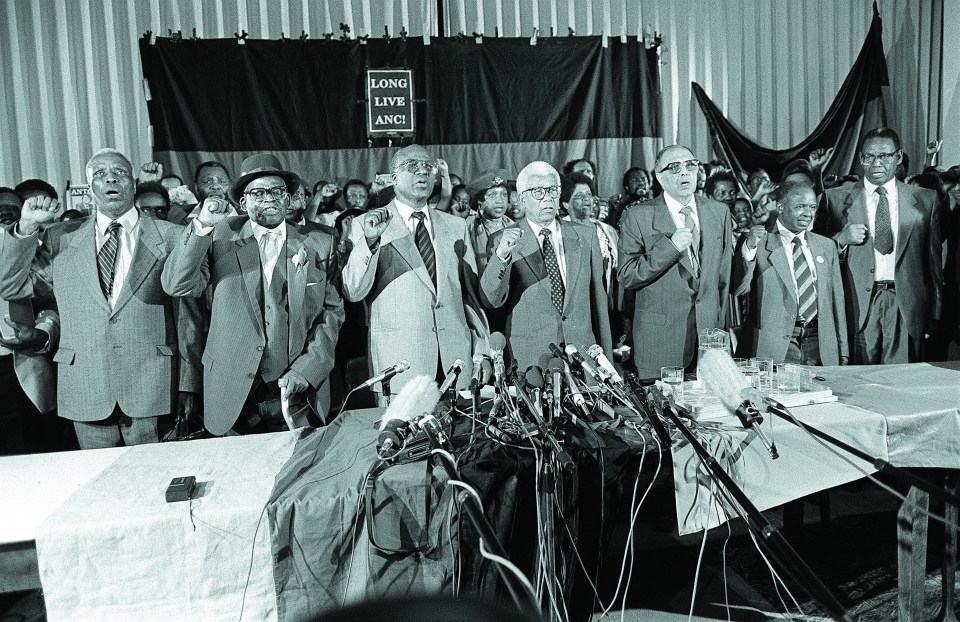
[784,318,821,365]
[73,404,158,449]
[853,282,923,364]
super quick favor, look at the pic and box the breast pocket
[52,347,76,365]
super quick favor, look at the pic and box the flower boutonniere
[292,247,308,273]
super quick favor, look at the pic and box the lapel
[111,214,164,317]
[60,217,111,313]
[764,230,794,296]
[559,220,582,311]
[234,220,264,328]
[381,201,436,296]
[285,225,308,359]
[895,181,919,267]
[651,196,696,276]
[517,219,551,300]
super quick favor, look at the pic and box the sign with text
[366,69,415,137]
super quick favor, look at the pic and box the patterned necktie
[411,211,436,286]
[792,236,817,322]
[679,205,700,273]
[540,228,565,313]
[874,186,894,255]
[259,229,282,287]
[97,221,122,298]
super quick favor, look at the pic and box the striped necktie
[410,210,436,286]
[540,229,565,313]
[874,186,894,255]
[680,205,700,274]
[792,236,817,322]
[97,221,122,298]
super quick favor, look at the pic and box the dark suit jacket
[816,181,943,339]
[617,195,733,379]
[733,229,848,364]
[479,218,612,371]
[0,214,201,421]
[161,217,344,435]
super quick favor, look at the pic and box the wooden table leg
[898,485,930,622]
[934,475,958,622]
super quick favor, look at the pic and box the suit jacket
[161,217,344,435]
[732,230,848,365]
[340,201,488,395]
[479,219,612,371]
[0,300,59,414]
[617,195,733,379]
[816,181,943,339]
[0,214,201,422]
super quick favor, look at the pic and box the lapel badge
[816,255,824,264]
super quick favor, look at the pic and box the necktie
[874,186,894,255]
[411,211,436,286]
[679,205,700,273]
[97,221,122,298]
[259,229,281,287]
[792,236,817,322]
[540,229,565,313]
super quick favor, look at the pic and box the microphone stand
[418,416,541,618]
[646,386,856,622]
[381,378,392,406]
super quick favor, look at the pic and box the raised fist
[671,227,694,251]
[196,197,231,228]
[140,162,163,183]
[496,227,522,260]
[837,223,868,246]
[19,196,61,235]
[361,207,392,245]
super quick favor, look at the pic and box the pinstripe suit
[0,215,201,422]
[340,201,488,396]
[162,217,344,435]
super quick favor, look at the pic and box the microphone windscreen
[489,332,507,352]
[697,349,751,415]
[546,357,566,375]
[524,365,545,389]
[379,375,440,429]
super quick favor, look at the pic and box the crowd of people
[0,126,957,454]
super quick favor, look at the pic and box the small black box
[165,476,196,502]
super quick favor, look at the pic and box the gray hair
[516,161,560,194]
[653,144,695,172]
[85,148,132,184]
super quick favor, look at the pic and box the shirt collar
[864,177,897,196]
[394,197,429,223]
[250,220,287,245]
[96,206,139,234]
[526,217,559,239]
[776,219,805,244]
[664,192,697,217]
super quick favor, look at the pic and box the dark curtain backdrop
[139,36,660,192]
[693,3,890,183]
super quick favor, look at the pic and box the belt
[873,280,895,291]
[795,317,818,328]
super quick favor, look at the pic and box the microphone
[376,375,440,459]
[548,342,569,363]
[587,344,623,384]
[469,353,485,392]
[698,349,779,459]
[489,332,507,387]
[546,357,565,422]
[563,360,591,417]
[359,360,411,389]
[438,359,464,396]
[564,344,608,385]
[524,365,545,391]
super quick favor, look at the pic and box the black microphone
[469,353,485,392]
[564,344,608,385]
[359,360,411,389]
[548,342,569,362]
[438,359,465,396]
[524,365,545,391]
[377,417,414,459]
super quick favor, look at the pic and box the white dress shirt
[249,221,288,287]
[95,208,140,308]
[863,178,898,281]
[527,218,568,285]
[774,221,818,303]
[664,193,700,267]
[394,197,435,242]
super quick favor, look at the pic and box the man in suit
[162,154,344,435]
[479,161,612,371]
[815,127,943,363]
[341,144,488,400]
[0,149,201,449]
[617,145,733,380]
[734,180,847,365]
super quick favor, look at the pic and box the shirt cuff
[741,245,758,261]
[191,219,214,236]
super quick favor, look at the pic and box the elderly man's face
[860,137,901,187]
[479,186,509,221]
[240,175,289,228]
[136,192,169,220]
[655,147,699,204]
[89,152,135,219]
[392,146,437,207]
[520,173,561,227]
[196,165,230,200]
[344,184,369,209]
[778,185,818,234]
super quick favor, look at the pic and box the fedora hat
[229,153,299,203]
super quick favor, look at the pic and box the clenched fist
[671,227,694,252]
[196,197,232,228]
[495,227,522,260]
[140,162,163,183]
[837,223,868,246]
[743,225,767,250]
[18,196,61,235]
[360,207,392,246]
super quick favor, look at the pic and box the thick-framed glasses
[658,159,700,174]
[397,159,439,175]
[860,151,899,165]
[243,186,287,200]
[523,186,561,201]
[571,194,599,206]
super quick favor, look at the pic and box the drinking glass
[661,366,684,403]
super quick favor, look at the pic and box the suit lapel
[559,220,582,311]
[652,198,696,276]
[895,181,919,267]
[517,219,552,300]
[111,215,164,316]
[764,232,795,298]
[285,225,307,359]
[61,218,111,313]
[234,221,264,329]
[381,201,436,296]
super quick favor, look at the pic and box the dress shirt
[774,220,817,294]
[249,221,288,286]
[526,218,567,286]
[663,193,700,267]
[95,208,140,308]
[862,178,898,281]
[394,198,434,242]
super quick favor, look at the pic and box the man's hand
[177,391,198,422]
[18,196,61,235]
[926,140,942,156]
[278,369,309,395]
[751,180,775,203]
[495,228,522,260]
[196,197,232,228]
[140,162,163,183]
[0,318,46,351]
[438,158,452,194]
[808,147,834,170]
[836,223,868,246]
[320,183,339,199]
[361,207,392,246]
[480,358,493,384]
[744,225,766,250]
[671,227,694,251]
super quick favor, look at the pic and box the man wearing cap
[341,144,489,400]
[162,153,344,435]
[479,161,612,371]
[465,170,514,272]
[0,148,202,449]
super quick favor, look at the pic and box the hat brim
[230,170,299,203]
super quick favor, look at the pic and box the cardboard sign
[366,69,415,137]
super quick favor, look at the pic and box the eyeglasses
[397,160,439,175]
[523,186,561,201]
[243,186,287,200]
[571,194,599,206]
[860,151,899,165]
[658,159,700,174]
